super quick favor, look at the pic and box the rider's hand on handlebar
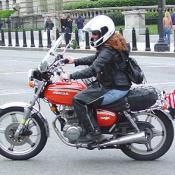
[60,73,70,81]
[64,56,75,64]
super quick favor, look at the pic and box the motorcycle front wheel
[0,106,48,160]
[120,110,174,161]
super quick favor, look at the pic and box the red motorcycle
[0,36,174,160]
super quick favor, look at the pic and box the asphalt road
[0,49,175,175]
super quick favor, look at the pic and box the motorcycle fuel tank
[44,81,86,106]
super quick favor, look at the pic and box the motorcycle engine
[60,106,83,142]
[63,124,82,142]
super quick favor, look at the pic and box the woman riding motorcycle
[60,15,131,141]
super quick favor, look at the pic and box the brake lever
[52,60,65,74]
[56,54,63,61]
[55,43,69,61]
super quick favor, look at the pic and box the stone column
[122,10,146,42]
[18,0,33,15]
[9,0,14,9]
[33,0,48,14]
[47,0,63,12]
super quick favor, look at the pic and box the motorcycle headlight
[28,69,34,88]
[28,69,35,80]
[28,79,40,89]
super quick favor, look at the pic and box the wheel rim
[127,112,167,155]
[0,111,41,156]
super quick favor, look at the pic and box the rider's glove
[64,56,75,64]
[61,58,69,64]
[60,73,70,81]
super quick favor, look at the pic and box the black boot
[73,99,101,135]
[86,107,101,136]
[73,97,108,142]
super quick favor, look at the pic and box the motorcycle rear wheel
[120,110,174,160]
[0,106,48,160]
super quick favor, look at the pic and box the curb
[1,46,175,57]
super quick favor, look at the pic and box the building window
[0,1,2,10]
[13,0,16,3]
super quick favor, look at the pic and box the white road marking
[0,64,174,76]
[141,62,175,66]
[0,91,32,95]
[149,82,175,85]
[143,65,175,68]
[0,82,175,96]
[0,71,27,75]
[0,59,40,63]
[0,90,32,96]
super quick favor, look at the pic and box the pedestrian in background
[60,14,66,33]
[65,15,73,47]
[171,11,175,40]
[44,17,55,41]
[163,11,172,45]
[44,17,54,31]
[6,17,11,30]
[171,11,175,26]
[0,19,3,30]
[75,15,85,42]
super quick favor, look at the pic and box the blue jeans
[101,89,129,105]
[163,27,171,44]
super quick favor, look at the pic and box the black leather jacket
[70,46,131,90]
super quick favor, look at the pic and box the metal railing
[0,27,166,52]
[62,5,175,19]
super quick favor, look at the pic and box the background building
[0,0,84,14]
[0,0,64,14]
[0,0,16,10]
[0,0,65,29]
[0,0,89,29]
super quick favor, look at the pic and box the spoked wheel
[0,107,48,160]
[120,110,174,160]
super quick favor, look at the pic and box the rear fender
[0,102,50,137]
[152,109,174,121]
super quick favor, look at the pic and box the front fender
[0,102,50,137]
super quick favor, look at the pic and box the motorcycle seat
[101,86,158,112]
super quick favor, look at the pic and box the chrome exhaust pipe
[99,131,146,147]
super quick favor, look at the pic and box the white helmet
[83,15,115,47]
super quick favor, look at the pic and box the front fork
[14,82,45,138]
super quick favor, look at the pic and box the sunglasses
[91,31,100,36]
